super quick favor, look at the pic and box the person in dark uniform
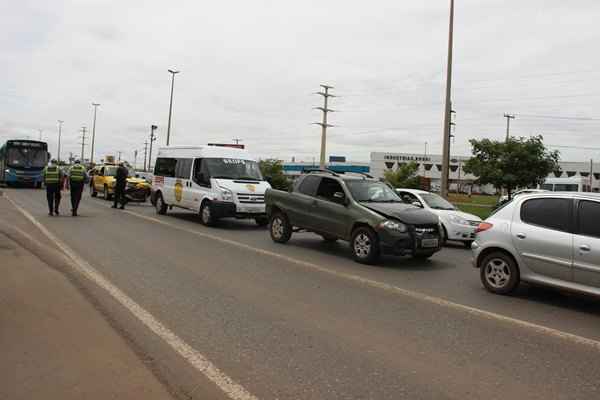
[68,160,88,216]
[42,159,63,216]
[112,162,129,210]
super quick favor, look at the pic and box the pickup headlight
[220,188,233,202]
[378,220,407,233]
[449,215,469,225]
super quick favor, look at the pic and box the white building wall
[370,152,600,193]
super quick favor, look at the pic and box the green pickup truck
[265,171,442,264]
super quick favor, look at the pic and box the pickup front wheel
[351,227,380,264]
[269,212,292,243]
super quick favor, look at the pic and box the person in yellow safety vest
[68,160,89,217]
[43,159,64,216]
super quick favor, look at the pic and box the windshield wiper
[237,176,260,181]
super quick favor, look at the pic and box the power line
[517,114,600,121]
[548,144,600,151]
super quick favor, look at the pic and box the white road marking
[5,195,259,400]
[120,207,600,351]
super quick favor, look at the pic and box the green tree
[384,161,421,189]
[259,159,291,191]
[463,135,560,199]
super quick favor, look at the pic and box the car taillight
[475,222,493,233]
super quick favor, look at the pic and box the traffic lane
[8,189,600,400]
[123,201,600,342]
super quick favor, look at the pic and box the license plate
[421,238,439,248]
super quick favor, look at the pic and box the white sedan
[396,189,481,248]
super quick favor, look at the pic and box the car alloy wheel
[354,233,372,259]
[484,258,511,289]
[271,217,284,240]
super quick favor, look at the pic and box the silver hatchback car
[472,192,600,296]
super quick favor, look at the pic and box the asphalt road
[5,188,600,400]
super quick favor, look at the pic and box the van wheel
[479,251,519,295]
[351,227,380,264]
[155,192,167,215]
[269,212,292,243]
[255,216,269,227]
[200,202,216,226]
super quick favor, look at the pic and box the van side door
[174,158,193,209]
[573,199,600,288]
[191,158,212,212]
[154,157,177,204]
[511,197,574,281]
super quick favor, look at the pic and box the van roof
[156,145,256,160]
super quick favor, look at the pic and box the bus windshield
[7,145,48,168]
[206,158,263,181]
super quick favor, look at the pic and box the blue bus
[0,140,49,188]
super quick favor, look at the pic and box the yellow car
[89,164,151,202]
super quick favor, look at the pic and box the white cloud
[1,0,600,164]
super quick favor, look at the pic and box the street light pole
[149,125,157,171]
[504,113,515,142]
[91,103,100,164]
[441,0,454,199]
[57,120,64,163]
[166,69,180,146]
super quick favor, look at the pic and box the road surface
[4,187,600,400]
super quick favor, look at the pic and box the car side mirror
[412,201,423,208]
[333,191,346,205]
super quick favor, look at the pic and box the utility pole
[232,138,242,145]
[143,141,149,172]
[590,159,594,192]
[134,150,138,170]
[57,120,64,163]
[117,151,122,162]
[149,125,157,171]
[91,103,100,163]
[313,84,335,169]
[441,0,455,199]
[166,69,180,146]
[38,129,43,140]
[79,127,87,162]
[504,113,515,142]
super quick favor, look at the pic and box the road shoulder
[0,223,173,399]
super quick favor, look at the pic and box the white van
[152,145,271,226]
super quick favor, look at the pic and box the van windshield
[205,158,263,181]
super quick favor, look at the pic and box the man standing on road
[112,162,129,210]
[43,159,63,216]
[68,160,88,216]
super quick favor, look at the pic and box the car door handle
[579,244,591,252]
[516,233,526,239]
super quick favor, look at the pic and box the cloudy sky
[2,0,600,165]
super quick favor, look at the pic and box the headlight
[5,169,10,174]
[378,220,407,233]
[449,215,469,225]
[220,188,233,201]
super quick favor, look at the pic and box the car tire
[479,251,520,295]
[255,216,269,227]
[269,212,292,243]
[103,185,113,201]
[351,227,380,265]
[200,201,217,226]
[321,235,338,243]
[440,224,448,246]
[90,183,97,197]
[155,192,167,215]
[463,240,474,249]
